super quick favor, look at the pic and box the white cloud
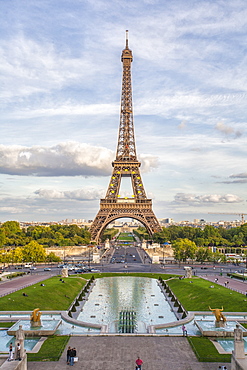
[0,207,23,214]
[34,188,105,200]
[0,142,113,177]
[0,142,159,177]
[139,154,159,172]
[174,193,243,204]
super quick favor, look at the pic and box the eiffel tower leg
[90,203,161,243]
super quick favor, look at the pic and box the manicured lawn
[80,272,176,280]
[117,233,135,241]
[188,337,231,363]
[0,322,13,328]
[0,276,86,311]
[167,277,247,312]
[27,336,69,361]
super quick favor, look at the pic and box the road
[3,245,247,281]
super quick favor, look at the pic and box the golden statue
[30,308,42,326]
[209,306,226,322]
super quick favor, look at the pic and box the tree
[1,221,21,235]
[46,252,61,262]
[22,241,46,262]
[196,247,212,263]
[0,229,6,247]
[12,247,24,263]
[172,238,198,264]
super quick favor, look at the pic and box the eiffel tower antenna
[126,29,129,48]
[90,32,161,243]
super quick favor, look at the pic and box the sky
[0,0,247,224]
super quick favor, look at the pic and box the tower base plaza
[0,274,231,370]
[27,336,228,370]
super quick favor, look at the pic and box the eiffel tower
[90,31,161,243]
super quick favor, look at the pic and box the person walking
[16,343,21,361]
[182,324,187,336]
[67,346,71,364]
[69,347,76,366]
[8,342,13,361]
[135,356,143,369]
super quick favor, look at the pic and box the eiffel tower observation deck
[90,31,161,243]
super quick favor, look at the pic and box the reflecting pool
[0,330,39,352]
[77,276,177,333]
[9,319,60,332]
[218,338,247,353]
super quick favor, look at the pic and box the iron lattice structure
[90,31,161,243]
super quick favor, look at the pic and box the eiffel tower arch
[90,31,161,243]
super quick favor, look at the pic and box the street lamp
[162,244,165,266]
[88,247,91,269]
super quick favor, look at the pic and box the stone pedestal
[152,255,159,264]
[184,266,192,278]
[215,321,226,328]
[233,325,245,359]
[61,267,68,278]
[15,325,25,360]
[30,320,41,327]
[92,252,100,263]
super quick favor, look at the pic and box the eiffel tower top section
[89,32,161,242]
[115,30,137,162]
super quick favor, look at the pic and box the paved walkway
[0,274,52,297]
[27,336,229,370]
[201,274,247,295]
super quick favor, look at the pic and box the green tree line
[134,224,247,264]
[152,224,247,248]
[0,221,91,247]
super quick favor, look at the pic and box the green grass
[167,277,247,312]
[0,322,13,328]
[80,272,176,280]
[188,337,231,363]
[117,233,135,241]
[0,276,86,311]
[27,336,69,362]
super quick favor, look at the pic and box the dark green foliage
[0,222,90,247]
[167,277,247,312]
[101,228,118,242]
[188,337,231,363]
[0,276,86,311]
[27,336,69,362]
[152,223,247,247]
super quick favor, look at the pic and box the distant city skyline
[0,0,247,223]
